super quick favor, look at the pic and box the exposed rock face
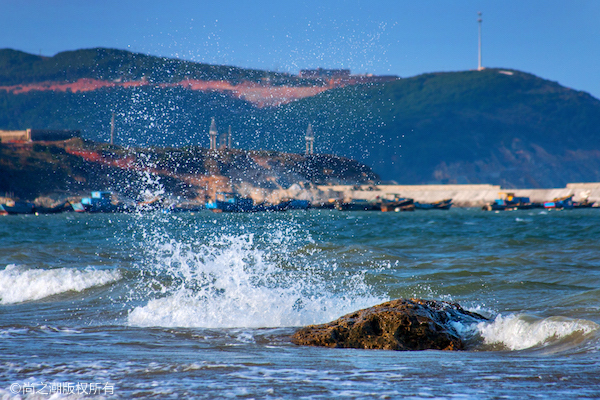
[292,298,488,351]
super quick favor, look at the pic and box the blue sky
[2,0,600,98]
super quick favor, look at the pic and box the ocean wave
[0,264,121,304]
[476,313,599,351]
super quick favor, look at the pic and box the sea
[1,207,599,399]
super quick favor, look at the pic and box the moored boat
[336,199,380,211]
[206,192,259,212]
[573,199,595,208]
[34,201,73,214]
[287,199,311,210]
[414,199,453,210]
[164,202,205,213]
[544,195,574,209]
[0,201,35,215]
[80,191,121,213]
[379,197,415,212]
[483,193,541,211]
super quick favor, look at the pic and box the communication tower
[478,12,483,71]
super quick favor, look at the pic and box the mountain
[279,69,600,188]
[2,48,600,188]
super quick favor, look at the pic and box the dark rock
[292,298,489,351]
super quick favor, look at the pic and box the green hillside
[2,48,600,188]
[281,69,600,187]
[0,48,293,85]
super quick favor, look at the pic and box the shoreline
[3,182,600,211]
[311,182,600,208]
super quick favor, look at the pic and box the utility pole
[110,113,115,145]
[478,12,483,71]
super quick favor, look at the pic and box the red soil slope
[0,78,333,107]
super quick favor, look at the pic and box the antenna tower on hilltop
[478,12,483,71]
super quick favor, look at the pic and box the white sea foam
[476,313,599,350]
[129,229,385,329]
[0,264,121,304]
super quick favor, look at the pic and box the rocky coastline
[2,139,600,209]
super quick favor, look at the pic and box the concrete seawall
[311,183,600,208]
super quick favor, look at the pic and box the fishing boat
[379,197,415,212]
[264,200,292,212]
[573,199,595,208]
[206,192,259,212]
[336,199,380,211]
[80,191,120,213]
[483,193,541,211]
[34,201,73,214]
[71,202,86,212]
[311,199,336,209]
[287,199,311,210]
[0,201,35,215]
[164,202,204,213]
[414,199,453,210]
[544,195,574,210]
[572,191,595,208]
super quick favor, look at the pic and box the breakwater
[308,182,600,208]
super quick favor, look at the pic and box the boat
[287,199,311,210]
[311,199,337,209]
[573,199,595,208]
[264,200,292,212]
[80,191,120,213]
[483,193,541,211]
[573,191,595,208]
[0,201,35,215]
[544,195,574,210]
[34,201,73,214]
[336,199,381,211]
[414,199,453,210]
[379,197,415,212]
[71,202,86,212]
[206,192,259,212]
[164,202,204,213]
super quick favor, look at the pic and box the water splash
[128,215,385,329]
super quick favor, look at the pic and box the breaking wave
[0,264,121,304]
[475,313,599,351]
